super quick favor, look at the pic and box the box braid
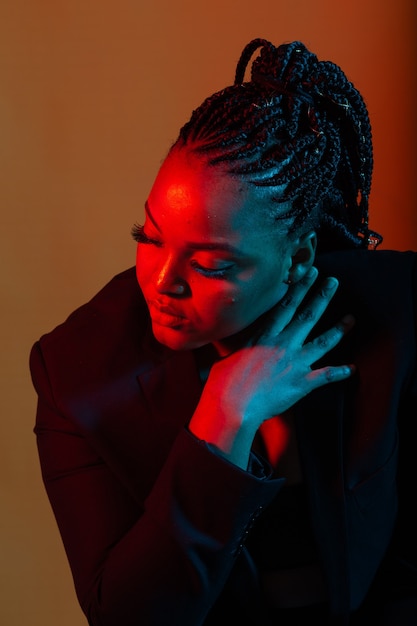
[175,39,383,252]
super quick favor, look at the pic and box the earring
[284,277,292,285]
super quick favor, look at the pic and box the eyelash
[131,223,231,279]
[131,223,162,247]
[190,260,229,279]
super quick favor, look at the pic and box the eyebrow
[144,201,162,232]
[144,201,243,255]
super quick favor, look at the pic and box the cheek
[221,278,287,327]
[135,245,152,289]
[201,291,248,330]
[189,284,238,323]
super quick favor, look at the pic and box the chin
[152,326,207,352]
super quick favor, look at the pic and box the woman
[30,39,417,625]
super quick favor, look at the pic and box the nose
[155,253,188,296]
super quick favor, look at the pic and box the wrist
[189,400,256,470]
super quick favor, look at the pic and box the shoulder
[316,249,417,307]
[313,249,417,394]
[316,248,417,281]
[314,248,417,343]
[35,267,146,348]
[29,267,156,400]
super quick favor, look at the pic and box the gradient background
[1,1,416,624]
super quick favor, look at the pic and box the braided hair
[174,39,382,252]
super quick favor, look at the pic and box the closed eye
[190,259,234,279]
[132,222,235,280]
[131,223,162,247]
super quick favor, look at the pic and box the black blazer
[30,249,417,625]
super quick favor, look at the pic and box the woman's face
[135,147,300,352]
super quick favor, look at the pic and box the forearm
[30,339,281,625]
[37,412,281,626]
[84,431,280,625]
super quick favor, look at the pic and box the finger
[277,275,339,345]
[304,314,355,364]
[270,266,320,330]
[306,362,356,390]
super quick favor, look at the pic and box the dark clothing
[30,249,417,625]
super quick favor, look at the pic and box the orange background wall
[1,1,415,624]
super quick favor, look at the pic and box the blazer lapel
[137,349,203,443]
[295,382,350,616]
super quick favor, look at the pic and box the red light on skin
[258,415,291,468]
[136,146,300,354]
[166,184,192,210]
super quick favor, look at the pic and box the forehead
[147,147,282,238]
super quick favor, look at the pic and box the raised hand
[189,266,355,469]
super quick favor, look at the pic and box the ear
[287,231,317,283]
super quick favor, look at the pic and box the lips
[149,300,186,327]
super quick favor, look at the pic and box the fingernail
[326,277,338,288]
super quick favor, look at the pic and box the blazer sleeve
[30,341,283,626]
